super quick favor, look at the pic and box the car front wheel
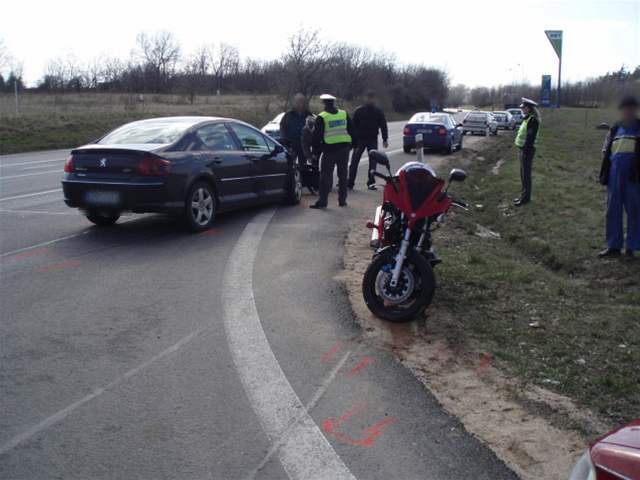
[283,166,302,205]
[185,181,216,232]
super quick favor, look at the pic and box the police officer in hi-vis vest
[513,98,540,207]
[310,94,355,209]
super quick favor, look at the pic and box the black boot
[598,248,621,258]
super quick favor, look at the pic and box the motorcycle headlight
[569,451,596,480]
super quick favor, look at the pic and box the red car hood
[591,420,640,479]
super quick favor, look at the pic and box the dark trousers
[519,147,535,202]
[348,138,378,187]
[291,143,306,168]
[318,146,350,206]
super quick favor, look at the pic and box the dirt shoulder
[338,119,628,479]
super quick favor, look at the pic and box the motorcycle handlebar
[373,171,399,193]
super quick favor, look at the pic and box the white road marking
[21,163,63,171]
[358,147,405,169]
[246,349,354,480]
[0,158,64,168]
[0,169,61,180]
[0,327,206,455]
[222,209,356,480]
[0,231,90,258]
[0,208,76,216]
[0,188,62,203]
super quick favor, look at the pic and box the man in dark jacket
[598,95,640,258]
[310,94,355,209]
[348,90,389,190]
[280,93,313,168]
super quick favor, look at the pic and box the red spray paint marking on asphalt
[321,342,343,363]
[322,404,396,447]
[474,352,493,376]
[199,228,219,236]
[13,247,49,259]
[36,259,81,273]
[347,356,372,377]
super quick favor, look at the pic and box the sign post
[540,75,552,107]
[544,30,563,108]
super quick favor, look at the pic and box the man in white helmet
[310,94,355,209]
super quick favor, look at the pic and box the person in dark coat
[348,90,389,190]
[310,94,355,209]
[598,95,640,258]
[280,93,313,168]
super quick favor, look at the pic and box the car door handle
[243,155,260,162]
[207,156,223,166]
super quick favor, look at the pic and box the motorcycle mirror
[369,150,390,168]
[448,168,467,183]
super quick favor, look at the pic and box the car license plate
[418,129,432,134]
[85,191,120,206]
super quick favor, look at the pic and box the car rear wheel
[185,181,216,232]
[86,210,120,226]
[456,135,463,151]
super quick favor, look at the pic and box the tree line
[1,32,638,110]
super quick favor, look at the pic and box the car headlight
[569,451,596,480]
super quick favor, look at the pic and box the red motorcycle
[363,151,468,322]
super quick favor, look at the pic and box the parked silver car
[492,111,515,130]
[463,111,498,136]
[507,108,524,126]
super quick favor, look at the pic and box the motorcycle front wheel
[362,249,436,322]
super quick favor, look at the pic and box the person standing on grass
[598,95,640,258]
[280,93,313,169]
[310,94,354,209]
[348,90,389,190]
[513,98,540,207]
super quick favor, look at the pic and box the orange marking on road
[36,259,81,273]
[322,404,396,447]
[13,247,49,259]
[347,356,372,377]
[200,228,219,236]
[321,341,343,363]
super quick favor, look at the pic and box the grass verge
[436,108,639,426]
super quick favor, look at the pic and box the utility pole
[14,78,19,115]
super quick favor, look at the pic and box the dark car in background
[403,112,463,154]
[62,116,301,231]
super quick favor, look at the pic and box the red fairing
[590,419,640,480]
[383,169,452,228]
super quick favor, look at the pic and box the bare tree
[207,43,239,94]
[183,45,211,103]
[135,30,181,92]
[330,43,372,100]
[282,28,331,98]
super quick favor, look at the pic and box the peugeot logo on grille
[99,158,107,168]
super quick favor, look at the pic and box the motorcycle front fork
[389,227,412,288]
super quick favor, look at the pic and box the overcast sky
[1,0,638,87]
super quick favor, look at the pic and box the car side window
[229,124,271,153]
[192,123,237,151]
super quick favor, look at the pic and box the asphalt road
[0,120,518,479]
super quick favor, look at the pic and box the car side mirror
[449,168,467,183]
[272,143,285,155]
[369,150,390,169]
[457,123,463,128]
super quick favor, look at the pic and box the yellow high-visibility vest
[318,110,352,144]
[515,115,540,148]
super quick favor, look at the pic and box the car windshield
[493,114,506,120]
[466,113,486,121]
[409,113,431,123]
[410,113,446,124]
[99,120,194,145]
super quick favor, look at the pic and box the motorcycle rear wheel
[362,249,436,322]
